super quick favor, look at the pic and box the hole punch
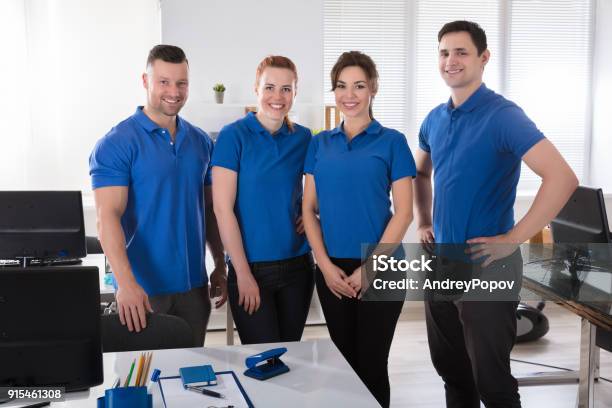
[244,347,290,381]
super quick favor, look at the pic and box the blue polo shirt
[304,120,416,259]
[211,112,311,262]
[89,106,213,296]
[419,83,545,244]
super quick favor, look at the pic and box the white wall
[590,0,612,194]
[160,0,324,132]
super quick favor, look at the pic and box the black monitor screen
[0,266,103,391]
[0,191,86,260]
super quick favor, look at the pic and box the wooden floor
[206,302,612,407]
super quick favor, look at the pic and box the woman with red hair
[212,56,314,344]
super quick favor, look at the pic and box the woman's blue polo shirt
[418,83,545,244]
[304,120,416,259]
[89,107,213,296]
[211,112,311,262]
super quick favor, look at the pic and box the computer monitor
[0,191,86,262]
[0,266,103,391]
[551,186,611,244]
[550,185,611,351]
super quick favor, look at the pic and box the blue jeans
[228,253,315,344]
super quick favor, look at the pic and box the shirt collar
[445,83,491,113]
[133,106,160,133]
[332,119,383,137]
[245,111,290,137]
[133,106,183,134]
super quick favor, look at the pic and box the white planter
[214,91,224,104]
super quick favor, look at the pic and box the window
[324,0,594,193]
[506,0,593,191]
[414,0,501,136]
[0,0,160,194]
[324,0,407,134]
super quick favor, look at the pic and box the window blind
[414,0,502,137]
[507,0,593,192]
[323,0,408,134]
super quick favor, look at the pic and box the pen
[124,358,136,387]
[186,385,225,399]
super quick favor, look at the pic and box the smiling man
[413,21,578,407]
[89,45,227,347]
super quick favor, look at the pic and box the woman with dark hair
[212,56,314,344]
[303,51,415,407]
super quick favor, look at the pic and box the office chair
[86,236,103,254]
[93,237,198,352]
[101,313,195,352]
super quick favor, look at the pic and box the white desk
[50,339,378,407]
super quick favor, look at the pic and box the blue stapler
[244,347,290,380]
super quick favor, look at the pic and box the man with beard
[89,45,227,346]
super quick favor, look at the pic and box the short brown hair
[330,51,379,120]
[255,55,298,132]
[438,21,488,55]
[146,44,188,69]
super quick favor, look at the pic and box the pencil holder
[97,386,152,408]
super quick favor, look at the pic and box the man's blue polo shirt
[89,106,213,296]
[211,112,310,262]
[304,120,416,259]
[419,83,545,244]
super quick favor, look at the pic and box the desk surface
[522,244,612,329]
[47,339,377,408]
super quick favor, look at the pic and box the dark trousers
[228,253,315,345]
[149,286,211,347]
[425,300,521,408]
[316,258,403,408]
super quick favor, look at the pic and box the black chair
[597,327,612,352]
[101,313,194,352]
[87,236,113,309]
[86,236,103,254]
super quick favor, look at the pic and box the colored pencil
[134,353,145,387]
[124,358,136,387]
[142,352,153,386]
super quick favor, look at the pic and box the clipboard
[151,369,254,408]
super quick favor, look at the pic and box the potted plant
[213,83,226,104]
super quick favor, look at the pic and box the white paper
[150,373,250,408]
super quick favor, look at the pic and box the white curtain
[0,0,30,189]
[0,0,161,194]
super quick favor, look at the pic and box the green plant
[213,83,226,92]
[311,128,324,136]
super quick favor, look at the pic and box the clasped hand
[322,264,366,300]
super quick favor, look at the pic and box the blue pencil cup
[97,386,152,408]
